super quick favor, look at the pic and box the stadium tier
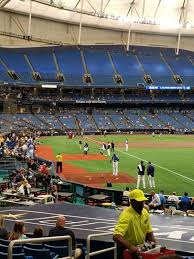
[1,109,194,132]
[0,46,194,87]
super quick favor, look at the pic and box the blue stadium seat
[55,47,86,86]
[0,48,34,84]
[84,50,116,87]
[0,252,25,259]
[44,244,68,257]
[25,243,44,249]
[111,52,144,86]
[26,47,57,82]
[23,246,52,259]
[0,239,11,245]
[0,243,22,254]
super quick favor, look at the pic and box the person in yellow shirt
[55,153,63,173]
[113,189,155,259]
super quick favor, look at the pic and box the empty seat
[0,244,22,254]
[44,244,68,257]
[23,246,51,259]
[0,252,25,259]
[25,243,44,249]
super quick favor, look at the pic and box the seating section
[161,48,194,86]
[111,51,144,86]
[55,47,85,86]
[0,49,34,84]
[1,108,194,132]
[35,114,62,130]
[0,114,33,130]
[108,111,130,129]
[26,48,57,82]
[0,60,14,83]
[16,114,47,130]
[0,45,194,87]
[75,111,97,132]
[84,49,116,87]
[57,113,77,130]
[157,113,183,129]
[93,111,116,130]
[124,111,149,129]
[0,239,68,259]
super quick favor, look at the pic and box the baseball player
[137,160,146,189]
[125,139,128,152]
[147,161,155,188]
[111,153,119,176]
[107,142,111,156]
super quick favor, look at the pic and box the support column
[78,0,84,45]
[176,28,181,55]
[28,0,32,37]
[126,22,132,52]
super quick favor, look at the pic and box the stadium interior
[1,0,194,258]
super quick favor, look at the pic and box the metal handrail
[8,235,72,259]
[86,232,117,259]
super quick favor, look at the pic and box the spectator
[181,192,191,203]
[35,172,45,188]
[51,184,58,203]
[15,170,24,183]
[167,192,179,204]
[39,163,49,175]
[49,216,82,258]
[28,159,38,171]
[158,190,166,207]
[33,226,43,238]
[149,191,161,209]
[123,187,130,197]
[17,179,31,196]
[23,179,31,195]
[0,215,8,239]
[9,222,28,240]
[180,192,191,211]
[136,161,146,189]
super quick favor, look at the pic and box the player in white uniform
[125,139,128,152]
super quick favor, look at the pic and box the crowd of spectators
[123,188,194,214]
[0,215,82,258]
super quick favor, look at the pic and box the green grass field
[41,134,194,196]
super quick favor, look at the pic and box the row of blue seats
[1,110,194,131]
[0,46,194,86]
[0,238,69,259]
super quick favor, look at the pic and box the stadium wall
[0,9,194,51]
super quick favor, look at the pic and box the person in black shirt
[136,161,146,189]
[0,215,8,239]
[147,161,155,188]
[49,216,82,258]
[111,141,115,152]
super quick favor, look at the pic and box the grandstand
[1,0,194,258]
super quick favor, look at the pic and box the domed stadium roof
[1,0,194,35]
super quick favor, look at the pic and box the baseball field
[36,134,194,196]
